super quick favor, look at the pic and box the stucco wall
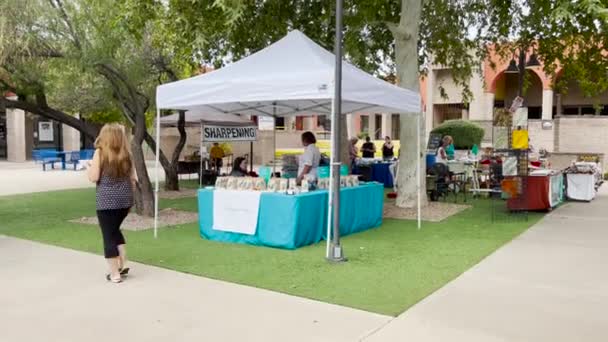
[555,117,608,157]
[528,120,555,152]
[548,152,604,172]
[433,69,464,104]
[560,79,608,106]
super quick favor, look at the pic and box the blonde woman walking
[87,124,137,283]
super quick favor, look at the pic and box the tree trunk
[132,110,155,217]
[2,97,100,140]
[391,0,428,208]
[164,110,187,191]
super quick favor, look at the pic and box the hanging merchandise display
[503,156,519,176]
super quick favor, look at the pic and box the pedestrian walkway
[365,186,608,342]
[0,236,390,342]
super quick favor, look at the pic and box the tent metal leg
[154,108,160,239]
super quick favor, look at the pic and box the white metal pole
[417,114,421,230]
[154,108,161,238]
[199,121,203,188]
[273,106,277,176]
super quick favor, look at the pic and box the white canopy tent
[154,30,423,239]
[159,110,253,127]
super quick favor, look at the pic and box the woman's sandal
[105,274,123,283]
[119,267,130,276]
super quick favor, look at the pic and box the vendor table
[197,182,384,249]
[566,174,596,201]
[353,163,394,188]
[506,173,564,211]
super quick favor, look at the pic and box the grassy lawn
[0,188,542,316]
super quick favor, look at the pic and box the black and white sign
[202,125,257,142]
[38,121,54,142]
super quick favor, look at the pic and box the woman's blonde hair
[94,123,133,178]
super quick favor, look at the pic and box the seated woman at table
[230,157,248,177]
[436,136,452,164]
[444,135,455,160]
[361,136,376,158]
[296,131,321,185]
[382,136,395,161]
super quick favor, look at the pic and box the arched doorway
[491,70,545,119]
[554,73,608,116]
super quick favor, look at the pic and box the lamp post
[327,0,346,263]
[504,50,541,100]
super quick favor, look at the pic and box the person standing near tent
[382,136,395,161]
[230,157,248,177]
[210,143,225,173]
[361,136,376,158]
[296,131,321,185]
[349,137,359,167]
[86,123,137,284]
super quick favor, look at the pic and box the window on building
[275,117,285,130]
[391,114,400,140]
[360,115,370,136]
[374,114,382,139]
[562,106,579,115]
[581,106,596,115]
[528,107,542,120]
[316,115,330,131]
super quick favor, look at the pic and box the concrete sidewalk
[0,236,390,342]
[365,186,608,342]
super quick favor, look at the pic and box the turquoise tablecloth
[197,183,384,249]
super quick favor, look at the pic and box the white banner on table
[212,190,261,235]
[202,125,257,142]
[566,174,595,201]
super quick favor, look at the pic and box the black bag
[319,153,330,166]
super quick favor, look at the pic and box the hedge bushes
[431,120,484,149]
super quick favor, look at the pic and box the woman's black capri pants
[96,208,129,258]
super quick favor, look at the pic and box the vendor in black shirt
[361,136,376,158]
[382,136,395,160]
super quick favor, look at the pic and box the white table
[566,173,596,201]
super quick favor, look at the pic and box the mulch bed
[70,208,198,231]
[383,200,471,222]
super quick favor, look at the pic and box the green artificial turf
[0,188,542,316]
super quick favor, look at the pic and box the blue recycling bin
[426,154,436,170]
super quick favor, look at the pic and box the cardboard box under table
[197,183,384,249]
